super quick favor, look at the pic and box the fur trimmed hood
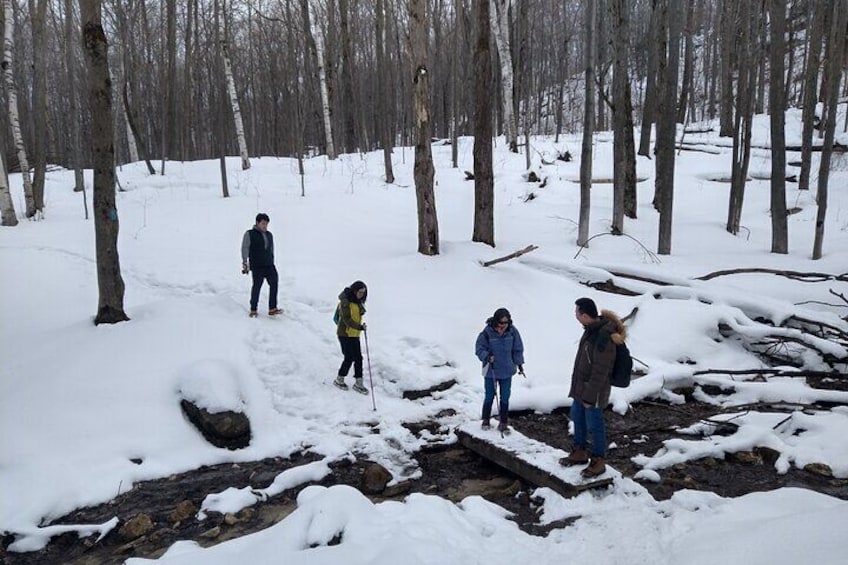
[600,309,627,344]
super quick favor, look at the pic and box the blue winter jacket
[475,324,525,380]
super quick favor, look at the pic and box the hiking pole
[364,329,376,411]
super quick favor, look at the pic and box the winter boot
[352,378,369,395]
[333,376,348,390]
[559,448,590,467]
[268,308,282,316]
[249,310,258,318]
[497,421,510,433]
[481,419,492,429]
[581,457,607,478]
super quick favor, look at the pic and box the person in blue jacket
[475,307,525,432]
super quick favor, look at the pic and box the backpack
[610,341,633,388]
[333,304,340,325]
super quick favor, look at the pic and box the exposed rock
[754,446,781,465]
[447,477,518,502]
[730,451,763,465]
[361,463,392,494]
[118,514,154,541]
[180,399,251,450]
[238,508,257,522]
[200,526,221,539]
[383,479,416,497]
[224,513,239,526]
[169,500,197,525]
[804,463,833,477]
[402,379,458,400]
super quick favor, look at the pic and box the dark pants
[482,377,512,423]
[250,265,278,311]
[570,401,607,457]
[338,336,363,379]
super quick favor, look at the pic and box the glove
[241,262,249,274]
[488,355,495,364]
[361,322,367,331]
[518,365,525,376]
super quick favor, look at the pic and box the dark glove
[241,262,249,274]
[518,365,525,376]
[488,355,495,364]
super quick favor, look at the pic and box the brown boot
[559,448,589,466]
[581,457,606,478]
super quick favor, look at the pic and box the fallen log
[455,425,613,498]
[481,244,539,267]
[696,267,847,283]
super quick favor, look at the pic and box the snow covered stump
[455,422,614,498]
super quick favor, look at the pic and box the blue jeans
[482,377,511,422]
[570,401,606,457]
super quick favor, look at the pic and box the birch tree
[2,0,35,218]
[305,0,336,159]
[472,0,494,246]
[220,34,251,169]
[409,0,440,255]
[80,0,128,324]
[490,0,518,152]
[0,152,17,226]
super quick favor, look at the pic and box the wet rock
[169,500,197,524]
[180,399,251,450]
[804,463,833,477]
[224,513,239,526]
[119,513,154,541]
[754,446,780,464]
[383,479,416,497]
[238,508,257,522]
[200,526,221,539]
[731,451,763,465]
[362,463,392,494]
[447,477,517,502]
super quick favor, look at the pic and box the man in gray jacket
[241,213,280,317]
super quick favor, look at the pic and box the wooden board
[456,423,614,499]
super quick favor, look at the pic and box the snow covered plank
[455,423,614,499]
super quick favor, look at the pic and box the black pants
[250,265,278,311]
[338,336,363,379]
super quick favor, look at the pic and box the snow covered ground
[2,114,848,563]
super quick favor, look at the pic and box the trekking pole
[364,329,376,411]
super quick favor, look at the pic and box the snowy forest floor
[7,391,848,565]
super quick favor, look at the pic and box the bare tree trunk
[450,0,461,168]
[638,5,657,157]
[490,0,518,152]
[409,0,439,255]
[812,0,847,259]
[718,0,734,137]
[122,81,154,175]
[29,0,48,216]
[81,0,128,325]
[799,1,824,191]
[306,0,336,159]
[221,38,250,170]
[655,0,681,255]
[610,0,636,231]
[338,0,357,153]
[2,0,35,218]
[0,152,17,226]
[376,0,394,182]
[726,0,757,235]
[677,0,695,124]
[64,0,84,192]
[768,0,788,254]
[182,0,194,160]
[472,0,494,246]
[578,0,594,248]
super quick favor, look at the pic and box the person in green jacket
[334,281,369,394]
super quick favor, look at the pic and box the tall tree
[338,0,357,153]
[726,0,757,235]
[304,0,336,159]
[29,0,48,216]
[718,0,734,137]
[577,0,594,248]
[610,0,637,231]
[409,0,439,255]
[677,0,695,124]
[80,0,128,324]
[220,8,250,171]
[638,5,657,157]
[655,0,681,255]
[64,0,84,192]
[0,151,17,226]
[2,0,35,218]
[798,1,824,191]
[768,0,788,254]
[376,0,394,183]
[472,0,494,246]
[812,0,847,259]
[490,0,518,152]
